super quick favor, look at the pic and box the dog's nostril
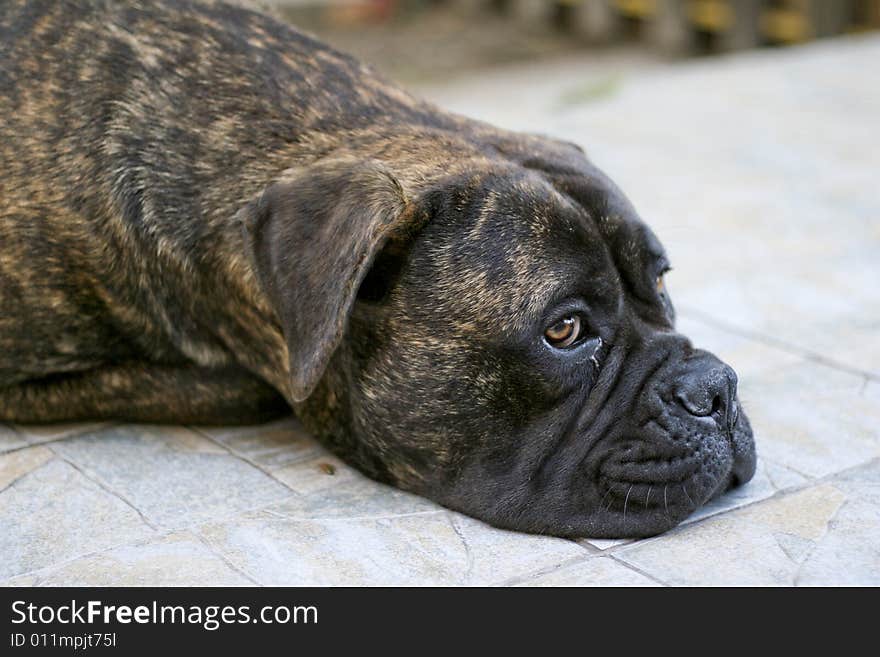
[675,362,737,427]
[727,471,742,491]
[675,390,726,418]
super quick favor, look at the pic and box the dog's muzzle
[595,349,757,531]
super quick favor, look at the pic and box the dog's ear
[241,157,420,402]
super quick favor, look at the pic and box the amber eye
[544,315,582,349]
[656,268,671,295]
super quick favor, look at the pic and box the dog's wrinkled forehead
[535,158,670,280]
[407,164,666,333]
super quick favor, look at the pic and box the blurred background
[263,0,880,83]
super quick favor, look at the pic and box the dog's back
[0,0,441,238]
[0,0,448,386]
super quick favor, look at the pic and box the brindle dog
[0,0,756,537]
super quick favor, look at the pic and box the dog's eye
[656,267,671,296]
[544,315,582,349]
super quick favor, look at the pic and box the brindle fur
[0,0,756,537]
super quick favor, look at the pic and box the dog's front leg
[0,363,289,425]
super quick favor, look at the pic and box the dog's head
[242,135,756,538]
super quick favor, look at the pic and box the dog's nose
[674,356,738,429]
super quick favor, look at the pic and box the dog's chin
[588,409,756,538]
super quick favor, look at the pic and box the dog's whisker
[599,486,613,510]
[604,490,616,512]
[681,483,695,508]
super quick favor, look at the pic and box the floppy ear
[241,157,419,402]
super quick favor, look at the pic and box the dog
[0,0,756,538]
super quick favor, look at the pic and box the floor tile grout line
[758,456,879,504]
[146,491,301,536]
[191,531,263,587]
[0,430,111,457]
[0,444,33,457]
[677,306,880,382]
[3,529,178,584]
[188,426,312,496]
[4,527,242,585]
[791,497,848,587]
[0,441,54,495]
[26,428,304,539]
[49,446,160,533]
[570,538,603,555]
[447,514,475,585]
[608,555,671,587]
[577,539,634,554]
[761,456,813,484]
[497,554,596,587]
[11,421,117,443]
[0,469,42,497]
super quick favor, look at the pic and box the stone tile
[518,557,660,587]
[762,458,812,492]
[578,537,632,551]
[673,266,880,379]
[739,362,880,479]
[130,425,228,454]
[0,458,154,580]
[813,322,880,383]
[193,416,322,470]
[4,531,252,587]
[199,510,466,586]
[12,422,111,446]
[674,315,802,379]
[0,424,26,454]
[444,514,591,585]
[200,508,586,586]
[272,452,361,496]
[268,469,440,521]
[51,425,294,530]
[684,456,808,525]
[794,461,880,586]
[614,483,851,586]
[0,446,53,491]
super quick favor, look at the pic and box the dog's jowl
[0,0,756,537]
